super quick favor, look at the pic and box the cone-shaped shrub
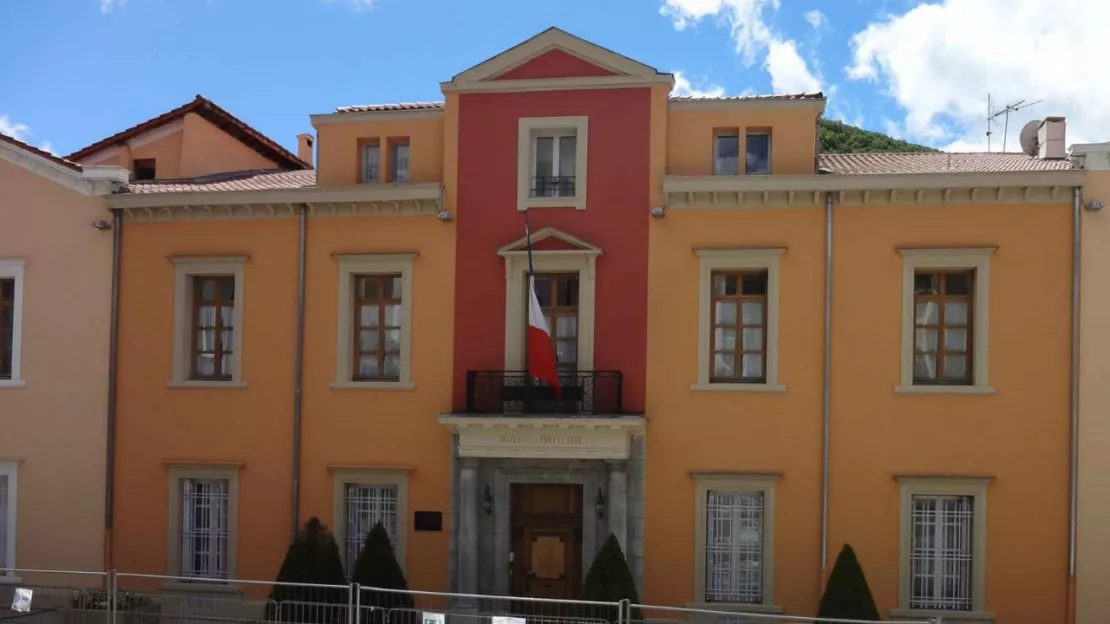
[582,534,640,622]
[266,518,348,624]
[817,544,881,621]
[352,522,414,615]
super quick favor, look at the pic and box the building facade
[2,26,1104,624]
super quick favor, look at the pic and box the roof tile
[669,92,825,102]
[335,102,445,113]
[818,152,1074,175]
[0,132,82,171]
[126,169,316,193]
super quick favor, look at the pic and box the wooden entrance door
[510,484,583,599]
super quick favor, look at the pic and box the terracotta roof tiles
[0,132,82,171]
[334,102,445,113]
[818,152,1074,175]
[669,92,825,102]
[125,169,316,193]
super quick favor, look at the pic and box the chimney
[1038,117,1066,160]
[297,133,315,168]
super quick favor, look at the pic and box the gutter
[820,191,833,573]
[1069,187,1081,578]
[103,208,122,570]
[291,204,308,539]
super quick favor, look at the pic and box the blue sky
[2,0,1106,157]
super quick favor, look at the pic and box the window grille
[705,490,764,603]
[180,478,230,579]
[909,494,974,610]
[345,484,398,570]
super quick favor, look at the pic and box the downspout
[820,191,833,573]
[103,208,122,570]
[1069,186,1081,579]
[291,204,307,540]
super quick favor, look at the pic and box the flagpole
[524,207,536,278]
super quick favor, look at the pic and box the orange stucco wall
[1078,169,1110,624]
[665,106,818,175]
[646,200,1072,620]
[112,212,454,588]
[314,115,444,187]
[0,158,110,572]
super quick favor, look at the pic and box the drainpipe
[291,204,307,540]
[820,191,833,573]
[1069,187,1081,579]
[103,208,122,570]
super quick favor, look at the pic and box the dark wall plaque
[414,511,443,532]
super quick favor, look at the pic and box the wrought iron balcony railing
[530,175,576,198]
[465,370,623,416]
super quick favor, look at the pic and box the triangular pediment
[496,226,603,257]
[450,27,662,85]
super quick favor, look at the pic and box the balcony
[465,370,622,416]
[530,176,576,198]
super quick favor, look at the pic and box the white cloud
[661,0,823,94]
[100,0,125,13]
[38,142,55,155]
[672,71,726,98]
[804,9,826,29]
[0,115,30,142]
[847,0,1110,150]
[322,0,376,10]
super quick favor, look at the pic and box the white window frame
[893,475,992,620]
[897,248,994,395]
[331,467,410,574]
[692,248,784,392]
[166,464,240,582]
[713,132,740,176]
[361,142,381,183]
[691,472,779,612]
[744,131,772,175]
[517,116,588,211]
[332,254,416,389]
[0,260,26,388]
[169,256,247,388]
[0,462,18,576]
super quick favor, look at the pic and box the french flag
[524,213,561,396]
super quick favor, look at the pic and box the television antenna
[986,94,1041,152]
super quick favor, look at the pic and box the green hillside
[820,119,937,154]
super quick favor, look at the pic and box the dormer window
[713,133,740,175]
[389,139,410,182]
[361,141,380,183]
[532,132,576,197]
[133,158,157,181]
[745,130,771,175]
[518,117,589,211]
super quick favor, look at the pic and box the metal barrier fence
[0,570,945,624]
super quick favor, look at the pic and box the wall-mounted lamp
[1086,199,1105,212]
[595,487,606,520]
[483,485,493,516]
[650,205,666,219]
[437,210,454,222]
[90,219,113,230]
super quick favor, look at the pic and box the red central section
[452,87,651,413]
[495,49,617,80]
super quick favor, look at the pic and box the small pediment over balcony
[444,27,669,91]
[496,226,603,257]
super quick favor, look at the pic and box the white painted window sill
[683,603,783,615]
[330,381,416,390]
[894,385,995,395]
[0,380,26,389]
[519,196,585,211]
[166,380,248,389]
[690,382,786,393]
[890,608,994,622]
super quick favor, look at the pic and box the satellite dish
[1019,120,1041,156]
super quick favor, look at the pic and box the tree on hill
[820,119,937,154]
[817,544,881,621]
[267,518,348,624]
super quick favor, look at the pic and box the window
[710,270,768,383]
[0,462,17,576]
[192,276,236,380]
[909,495,974,610]
[333,254,415,389]
[343,484,399,570]
[532,273,579,371]
[170,257,246,387]
[896,476,989,617]
[745,132,771,174]
[532,132,577,197]
[517,117,589,211]
[714,132,740,175]
[0,260,24,386]
[352,274,403,381]
[167,465,239,581]
[180,478,230,579]
[694,249,783,391]
[389,139,410,182]
[694,474,777,607]
[331,468,409,573]
[361,141,380,183]
[897,248,993,394]
[913,270,973,385]
[133,158,157,181]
